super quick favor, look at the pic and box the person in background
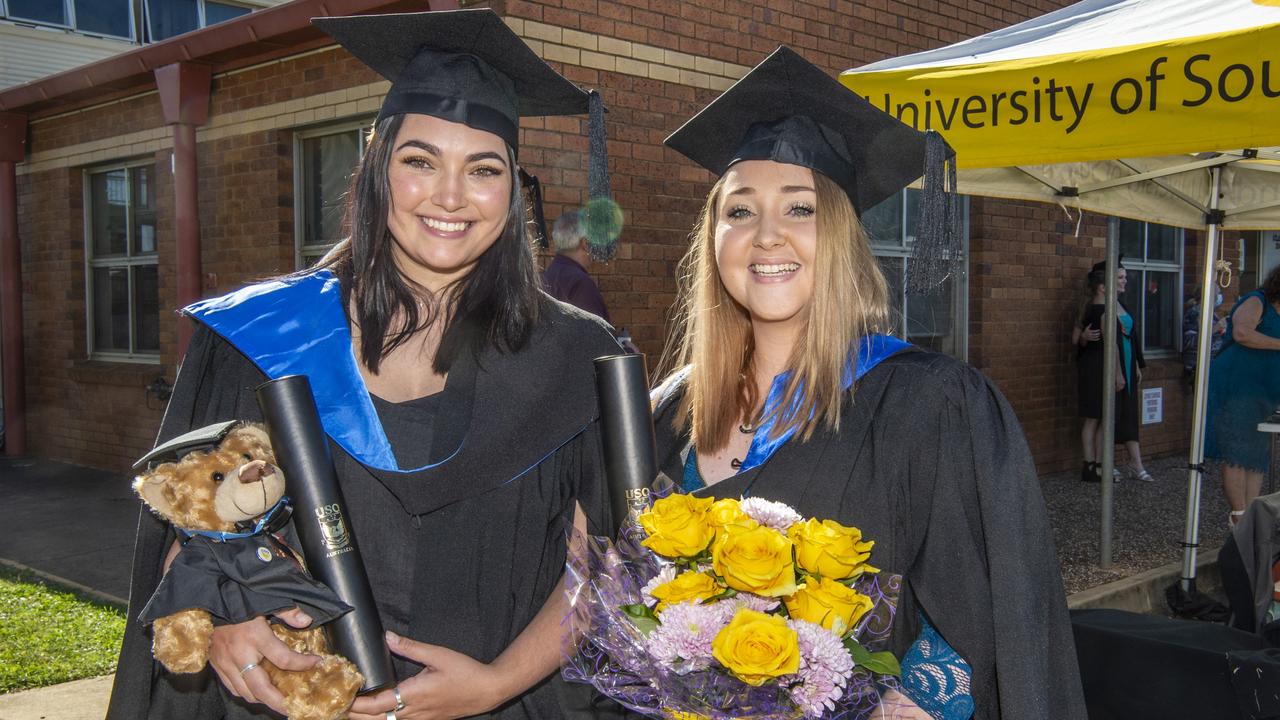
[1182,285,1227,378]
[1206,264,1280,527]
[1073,260,1153,483]
[543,209,610,322]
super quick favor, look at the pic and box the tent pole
[1178,164,1223,591]
[1100,229,1119,568]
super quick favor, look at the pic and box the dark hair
[321,113,541,374]
[1087,256,1126,288]
[1262,264,1280,305]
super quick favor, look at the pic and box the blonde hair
[657,169,890,452]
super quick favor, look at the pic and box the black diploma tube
[256,375,395,693]
[594,354,658,535]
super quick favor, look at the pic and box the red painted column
[154,63,211,359]
[0,112,27,456]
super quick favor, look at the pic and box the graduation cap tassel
[907,131,962,295]
[520,168,549,250]
[585,89,620,262]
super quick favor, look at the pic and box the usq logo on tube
[315,503,352,557]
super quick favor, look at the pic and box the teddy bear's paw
[278,655,364,720]
[152,609,214,674]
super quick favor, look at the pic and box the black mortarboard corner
[664,46,961,294]
[133,420,240,471]
[312,9,613,255]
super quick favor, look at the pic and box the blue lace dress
[1206,290,1280,472]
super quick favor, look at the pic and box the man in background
[542,209,610,322]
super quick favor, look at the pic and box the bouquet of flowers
[565,493,904,719]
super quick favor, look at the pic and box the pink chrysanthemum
[739,497,803,532]
[641,565,677,608]
[788,619,855,718]
[644,601,725,672]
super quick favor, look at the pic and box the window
[861,189,969,359]
[143,0,251,42]
[294,120,372,268]
[0,0,259,41]
[84,163,159,360]
[1,0,136,40]
[1115,218,1183,355]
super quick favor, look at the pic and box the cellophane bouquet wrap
[565,494,906,719]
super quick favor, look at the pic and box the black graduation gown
[653,348,1087,720]
[107,292,621,720]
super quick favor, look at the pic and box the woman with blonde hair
[652,47,1085,719]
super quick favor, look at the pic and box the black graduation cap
[133,420,241,471]
[312,9,613,254]
[664,46,961,292]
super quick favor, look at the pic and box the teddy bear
[132,420,364,720]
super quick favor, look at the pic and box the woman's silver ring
[393,687,406,712]
[385,713,397,720]
[239,662,258,675]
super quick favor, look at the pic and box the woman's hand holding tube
[206,608,320,715]
[348,632,508,720]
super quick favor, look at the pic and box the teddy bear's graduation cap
[664,46,962,292]
[133,420,241,471]
[312,9,614,256]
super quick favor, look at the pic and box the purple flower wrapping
[564,524,903,720]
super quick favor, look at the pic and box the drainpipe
[0,112,27,456]
[154,63,211,359]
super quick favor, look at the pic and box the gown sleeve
[106,325,268,720]
[906,364,1087,720]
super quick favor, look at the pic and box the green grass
[0,565,125,693]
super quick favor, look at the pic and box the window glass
[1118,218,1144,260]
[132,166,157,254]
[862,192,902,248]
[133,265,160,351]
[906,278,957,355]
[92,267,130,352]
[1143,270,1180,352]
[300,130,361,262]
[146,0,199,41]
[204,1,250,25]
[1148,223,1178,263]
[7,0,67,24]
[74,0,132,37]
[90,170,128,257]
[878,255,905,335]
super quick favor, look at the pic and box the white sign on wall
[1142,387,1163,425]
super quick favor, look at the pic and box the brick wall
[23,0,1204,476]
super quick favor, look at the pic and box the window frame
[292,118,374,270]
[141,0,254,43]
[82,159,161,364]
[1109,217,1185,358]
[1,0,137,41]
[867,188,971,361]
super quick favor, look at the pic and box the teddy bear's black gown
[107,269,622,720]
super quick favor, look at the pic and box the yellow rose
[711,609,800,686]
[712,523,797,597]
[788,518,880,580]
[650,570,722,611]
[784,578,875,636]
[706,498,755,530]
[639,494,716,558]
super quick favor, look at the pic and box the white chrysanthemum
[739,497,804,532]
[788,619,854,718]
[640,565,677,608]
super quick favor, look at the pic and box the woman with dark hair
[1206,264,1280,526]
[1073,259,1151,483]
[651,47,1085,719]
[106,10,620,720]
